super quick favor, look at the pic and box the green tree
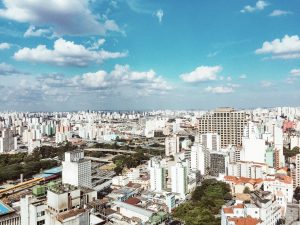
[243,186,251,194]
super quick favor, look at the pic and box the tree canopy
[173,179,232,225]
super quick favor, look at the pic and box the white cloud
[207,51,219,58]
[261,80,273,87]
[241,1,268,13]
[0,63,22,75]
[180,66,222,83]
[155,9,164,23]
[89,39,106,50]
[24,25,51,37]
[205,86,234,94]
[14,38,127,67]
[269,10,292,17]
[255,35,300,59]
[0,42,10,50]
[285,77,297,84]
[239,74,247,79]
[290,69,300,76]
[0,0,121,35]
[80,71,108,88]
[110,64,172,92]
[68,64,172,93]
[0,63,173,109]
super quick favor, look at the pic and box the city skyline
[0,0,299,111]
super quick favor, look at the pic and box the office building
[198,108,248,148]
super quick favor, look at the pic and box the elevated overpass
[84,148,136,154]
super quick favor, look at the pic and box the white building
[290,135,300,150]
[62,150,92,189]
[28,139,41,153]
[227,161,271,179]
[199,133,221,152]
[0,128,17,153]
[263,175,293,216]
[125,168,140,181]
[112,176,129,186]
[165,135,180,156]
[240,122,267,164]
[190,143,209,175]
[111,202,153,224]
[149,158,166,192]
[20,195,46,225]
[221,191,281,225]
[45,183,96,225]
[171,162,188,198]
[20,183,97,225]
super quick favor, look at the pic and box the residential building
[171,162,188,198]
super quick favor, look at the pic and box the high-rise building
[0,128,17,153]
[209,152,228,177]
[198,107,248,148]
[190,143,210,175]
[62,150,92,189]
[165,135,180,156]
[171,162,188,198]
[149,158,166,192]
[273,125,285,168]
[240,121,267,164]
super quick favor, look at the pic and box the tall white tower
[191,143,209,175]
[171,162,188,198]
[149,158,166,192]
[62,150,92,188]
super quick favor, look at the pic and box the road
[84,148,136,154]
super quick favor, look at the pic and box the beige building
[198,108,248,148]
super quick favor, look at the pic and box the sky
[0,0,299,111]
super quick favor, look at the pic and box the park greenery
[112,151,150,175]
[172,179,232,225]
[0,142,76,183]
[283,146,300,159]
[0,140,163,183]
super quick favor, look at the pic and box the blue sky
[0,0,299,111]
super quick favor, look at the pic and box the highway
[84,148,136,154]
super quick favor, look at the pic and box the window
[37,211,45,217]
[37,220,45,225]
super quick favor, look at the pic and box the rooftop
[228,217,261,225]
[114,201,153,218]
[0,201,15,216]
[57,208,86,222]
[48,183,78,194]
